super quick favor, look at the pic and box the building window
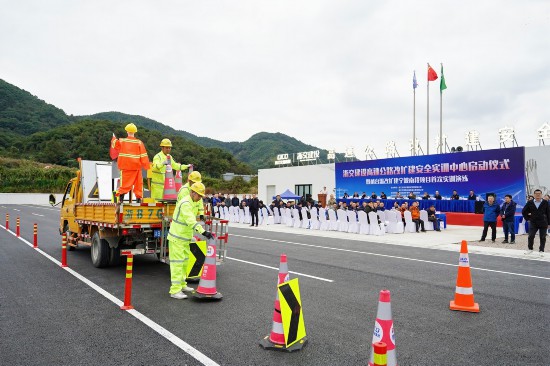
[295,184,312,200]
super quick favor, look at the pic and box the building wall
[258,163,335,204]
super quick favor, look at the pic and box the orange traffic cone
[192,237,222,300]
[174,170,183,192]
[162,155,177,201]
[450,240,479,312]
[369,290,397,366]
[260,254,306,352]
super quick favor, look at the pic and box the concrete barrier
[0,193,64,205]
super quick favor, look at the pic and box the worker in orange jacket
[112,123,150,202]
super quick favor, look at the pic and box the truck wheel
[91,232,110,268]
[109,246,121,266]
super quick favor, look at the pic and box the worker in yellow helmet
[151,138,191,201]
[168,182,212,299]
[177,170,205,220]
[111,123,149,202]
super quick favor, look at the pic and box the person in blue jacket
[480,195,500,242]
[501,194,517,244]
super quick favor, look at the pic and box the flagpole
[440,63,443,154]
[413,80,416,156]
[427,63,429,155]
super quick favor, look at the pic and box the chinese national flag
[109,133,119,160]
[428,65,438,81]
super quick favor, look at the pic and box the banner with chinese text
[335,147,525,206]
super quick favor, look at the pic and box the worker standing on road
[178,171,206,221]
[168,182,213,299]
[151,138,191,201]
[112,123,149,202]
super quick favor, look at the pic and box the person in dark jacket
[522,189,550,256]
[231,194,240,207]
[249,194,260,227]
[480,195,500,242]
[500,194,517,244]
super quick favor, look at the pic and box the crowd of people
[341,190,481,200]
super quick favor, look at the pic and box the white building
[257,163,335,204]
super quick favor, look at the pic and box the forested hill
[16,119,253,176]
[0,78,340,171]
[81,112,342,169]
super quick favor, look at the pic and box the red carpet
[445,212,504,227]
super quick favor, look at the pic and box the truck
[56,159,176,268]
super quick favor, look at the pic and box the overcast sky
[1,0,549,160]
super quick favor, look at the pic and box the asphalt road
[1,204,549,366]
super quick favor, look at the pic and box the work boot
[170,291,187,300]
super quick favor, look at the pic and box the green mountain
[1,78,340,172]
[80,112,341,169]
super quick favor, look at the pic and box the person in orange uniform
[112,123,150,202]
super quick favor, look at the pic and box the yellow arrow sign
[278,278,306,348]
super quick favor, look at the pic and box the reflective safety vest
[151,151,188,200]
[177,183,205,216]
[112,137,149,170]
[168,199,205,242]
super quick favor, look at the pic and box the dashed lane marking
[1,224,220,366]
[32,213,45,217]
[226,256,333,282]
[231,234,550,281]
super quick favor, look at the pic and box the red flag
[428,65,438,81]
[110,133,119,160]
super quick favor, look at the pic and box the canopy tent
[273,189,302,200]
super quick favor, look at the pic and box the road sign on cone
[162,155,177,201]
[369,290,397,366]
[260,254,307,352]
[192,237,222,300]
[450,240,480,313]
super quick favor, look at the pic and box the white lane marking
[22,205,60,212]
[0,224,220,366]
[231,234,550,281]
[226,256,333,283]
[32,213,45,217]
[14,209,20,211]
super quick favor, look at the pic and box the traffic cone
[450,240,479,312]
[260,254,306,352]
[369,290,397,366]
[162,155,177,201]
[192,237,222,300]
[174,170,183,192]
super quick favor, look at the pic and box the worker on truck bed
[178,171,205,221]
[168,182,213,299]
[151,138,191,201]
[112,123,150,203]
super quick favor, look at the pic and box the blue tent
[273,189,302,200]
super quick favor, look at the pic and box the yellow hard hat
[160,138,172,147]
[188,171,202,183]
[190,182,205,197]
[125,123,137,133]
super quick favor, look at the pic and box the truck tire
[91,232,110,268]
[109,246,121,266]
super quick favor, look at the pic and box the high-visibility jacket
[112,137,149,170]
[168,198,205,242]
[151,151,188,200]
[177,182,205,217]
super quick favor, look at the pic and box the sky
[1,0,549,161]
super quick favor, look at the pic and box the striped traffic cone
[192,237,222,300]
[260,254,305,352]
[162,155,177,201]
[450,240,479,312]
[174,170,183,192]
[369,290,397,366]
